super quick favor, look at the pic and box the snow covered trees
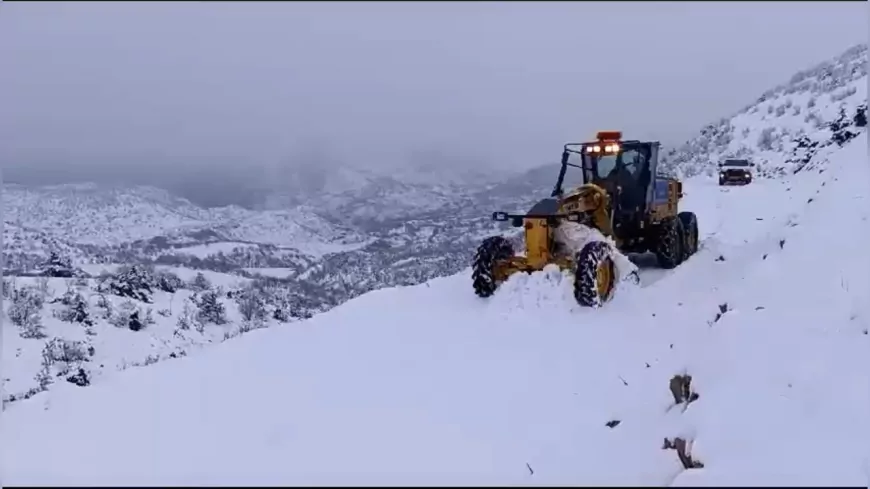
[195,290,227,326]
[153,269,184,293]
[8,285,46,339]
[53,288,94,328]
[854,103,867,128]
[37,337,94,389]
[105,265,154,303]
[189,272,212,292]
[235,286,268,323]
[40,251,75,278]
[830,107,860,147]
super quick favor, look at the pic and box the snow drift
[3,134,867,485]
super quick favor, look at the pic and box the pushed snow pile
[3,136,868,485]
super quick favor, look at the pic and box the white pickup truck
[718,159,754,186]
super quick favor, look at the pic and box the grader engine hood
[491,197,585,227]
[527,198,560,215]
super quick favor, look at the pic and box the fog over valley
[1,2,865,207]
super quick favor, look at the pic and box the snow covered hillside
[1,263,319,407]
[661,43,867,178]
[4,131,867,484]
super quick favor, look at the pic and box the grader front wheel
[573,240,616,308]
[472,236,514,298]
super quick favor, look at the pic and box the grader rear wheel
[678,211,699,260]
[653,216,684,269]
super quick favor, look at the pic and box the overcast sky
[0,1,866,191]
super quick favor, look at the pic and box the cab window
[594,154,618,179]
[621,149,641,176]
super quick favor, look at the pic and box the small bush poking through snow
[94,293,113,320]
[830,107,862,147]
[8,285,47,339]
[235,286,268,323]
[854,103,867,127]
[109,300,137,328]
[36,337,94,389]
[2,278,13,299]
[66,368,91,387]
[128,311,145,332]
[663,437,704,470]
[108,299,153,331]
[42,337,91,365]
[52,290,94,327]
[176,298,200,332]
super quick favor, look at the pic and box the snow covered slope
[661,44,866,178]
[4,133,867,484]
[1,264,321,407]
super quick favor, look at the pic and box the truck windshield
[724,160,750,167]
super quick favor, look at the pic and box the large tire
[472,236,514,298]
[653,216,684,269]
[573,240,616,308]
[677,211,699,260]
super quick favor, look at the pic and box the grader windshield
[553,131,643,197]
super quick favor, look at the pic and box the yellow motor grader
[472,131,699,307]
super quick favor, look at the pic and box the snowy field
[3,134,867,485]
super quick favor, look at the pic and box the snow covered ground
[242,267,297,279]
[3,134,867,485]
[1,267,257,404]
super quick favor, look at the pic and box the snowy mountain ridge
[3,182,369,258]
